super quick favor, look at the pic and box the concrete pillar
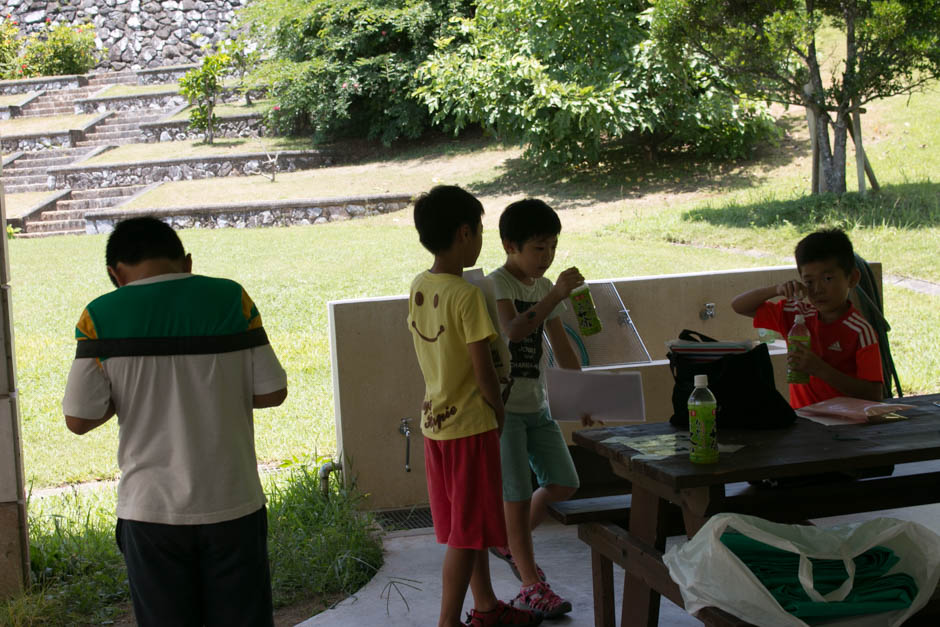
[0,172,29,599]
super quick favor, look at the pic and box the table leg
[621,485,669,627]
[590,546,615,627]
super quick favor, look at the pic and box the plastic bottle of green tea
[787,314,811,384]
[569,284,602,336]
[688,374,718,464]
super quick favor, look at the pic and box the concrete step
[83,130,141,141]
[4,183,52,193]
[110,112,167,123]
[1,174,48,184]
[26,218,84,233]
[75,137,138,146]
[1,165,51,177]
[92,122,142,132]
[41,208,86,221]
[16,229,84,239]
[20,107,74,116]
[55,196,130,212]
[70,185,146,200]
[87,72,138,86]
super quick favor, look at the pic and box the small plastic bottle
[688,374,718,464]
[786,314,811,384]
[569,284,602,336]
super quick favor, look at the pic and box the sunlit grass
[1,463,381,625]
[82,136,316,165]
[0,114,98,136]
[4,191,56,219]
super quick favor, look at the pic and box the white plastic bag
[663,513,940,627]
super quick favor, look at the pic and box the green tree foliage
[19,21,104,77]
[238,0,474,144]
[414,0,777,167]
[179,52,230,144]
[653,0,940,194]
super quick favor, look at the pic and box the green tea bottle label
[688,374,718,464]
[787,314,811,384]
[569,285,602,336]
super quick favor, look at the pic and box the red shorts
[424,430,507,549]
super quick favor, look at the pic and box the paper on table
[546,367,645,422]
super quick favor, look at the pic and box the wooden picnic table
[572,392,940,627]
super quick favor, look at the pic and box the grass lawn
[6,84,939,491]
[4,191,55,219]
[0,113,98,136]
[83,136,315,165]
[170,99,271,120]
[122,138,518,209]
[94,83,180,97]
[0,92,34,107]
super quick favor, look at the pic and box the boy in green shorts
[487,198,592,619]
[408,186,542,627]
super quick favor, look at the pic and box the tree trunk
[830,116,848,194]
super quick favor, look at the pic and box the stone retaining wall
[1,131,71,152]
[75,91,187,114]
[140,114,267,142]
[0,75,85,96]
[2,1,248,70]
[84,193,414,233]
[49,150,333,190]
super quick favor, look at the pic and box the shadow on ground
[682,182,940,230]
[466,115,808,210]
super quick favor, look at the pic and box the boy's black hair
[413,185,484,254]
[498,198,561,248]
[794,228,855,276]
[106,216,185,278]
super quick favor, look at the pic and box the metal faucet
[399,418,412,472]
[699,302,716,320]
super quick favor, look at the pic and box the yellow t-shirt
[408,271,498,440]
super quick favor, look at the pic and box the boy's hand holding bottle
[551,267,585,301]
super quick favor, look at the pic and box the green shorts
[499,408,580,502]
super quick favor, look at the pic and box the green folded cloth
[720,530,918,623]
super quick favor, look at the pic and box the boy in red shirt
[731,228,883,409]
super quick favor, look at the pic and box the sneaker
[489,546,546,582]
[511,582,572,619]
[465,600,543,626]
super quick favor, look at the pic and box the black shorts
[116,506,273,627]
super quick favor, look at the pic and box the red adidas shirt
[754,300,883,409]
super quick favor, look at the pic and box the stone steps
[78,129,142,146]
[5,182,52,193]
[20,106,74,117]
[93,122,143,132]
[18,183,147,237]
[70,185,147,200]
[2,173,48,185]
[2,165,51,177]
[39,208,86,220]
[87,72,138,86]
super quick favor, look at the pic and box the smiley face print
[411,290,445,342]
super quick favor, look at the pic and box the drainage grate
[374,506,434,531]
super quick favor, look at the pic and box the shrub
[0,15,20,79]
[239,0,474,145]
[20,21,104,77]
[179,51,231,144]
[415,0,779,167]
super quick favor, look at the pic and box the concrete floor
[297,503,940,626]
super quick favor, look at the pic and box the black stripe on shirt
[75,327,269,359]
